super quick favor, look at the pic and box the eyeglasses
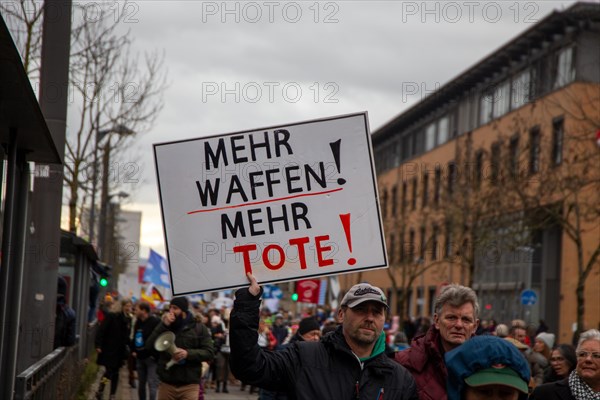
[576,351,600,360]
[550,356,565,362]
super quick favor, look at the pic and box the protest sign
[154,112,387,295]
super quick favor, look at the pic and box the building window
[419,226,426,260]
[552,117,564,166]
[401,181,407,214]
[422,171,429,207]
[381,188,388,219]
[408,229,415,262]
[491,142,501,185]
[389,234,395,264]
[509,134,520,179]
[411,177,418,210]
[431,225,439,261]
[447,161,456,196]
[512,69,531,109]
[480,90,493,125]
[493,80,511,119]
[555,46,575,89]
[445,222,453,258]
[438,115,450,145]
[391,185,398,217]
[529,127,540,174]
[425,122,436,151]
[402,134,413,160]
[475,150,484,188]
[399,229,405,263]
[434,166,441,206]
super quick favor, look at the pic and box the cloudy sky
[99,0,578,259]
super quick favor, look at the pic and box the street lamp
[88,124,134,255]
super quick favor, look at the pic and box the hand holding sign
[246,273,260,296]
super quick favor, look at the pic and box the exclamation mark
[339,213,356,265]
[330,139,346,185]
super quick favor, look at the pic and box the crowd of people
[91,279,600,400]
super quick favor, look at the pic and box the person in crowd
[534,332,555,361]
[508,322,546,388]
[132,301,161,400]
[394,284,480,400]
[54,276,76,349]
[494,324,509,338]
[95,297,133,400]
[544,343,577,383]
[393,331,410,351]
[261,316,323,400]
[271,313,290,349]
[230,274,417,399]
[446,335,530,400]
[530,329,600,399]
[509,324,528,345]
[146,296,215,400]
[210,315,229,393]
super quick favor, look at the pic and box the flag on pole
[141,284,165,306]
[143,249,171,288]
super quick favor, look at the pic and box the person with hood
[230,274,417,400]
[394,284,480,400]
[445,335,530,400]
[146,296,215,400]
[54,276,76,348]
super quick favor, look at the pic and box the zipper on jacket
[355,380,359,399]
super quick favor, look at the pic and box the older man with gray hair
[394,284,480,400]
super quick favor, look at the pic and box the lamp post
[88,124,134,256]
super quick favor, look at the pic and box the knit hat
[341,283,388,309]
[445,335,530,400]
[298,317,320,335]
[536,332,555,349]
[170,296,189,312]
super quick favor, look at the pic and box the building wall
[346,81,600,339]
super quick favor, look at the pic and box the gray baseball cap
[341,283,388,309]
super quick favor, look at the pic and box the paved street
[90,366,259,400]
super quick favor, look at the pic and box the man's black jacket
[230,287,418,400]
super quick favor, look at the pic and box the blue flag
[143,249,171,289]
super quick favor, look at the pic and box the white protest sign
[154,112,387,295]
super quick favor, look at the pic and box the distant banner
[154,112,387,295]
[143,249,171,288]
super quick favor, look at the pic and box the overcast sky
[98,0,578,260]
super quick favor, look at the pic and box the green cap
[464,365,529,394]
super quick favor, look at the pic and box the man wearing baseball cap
[230,275,417,399]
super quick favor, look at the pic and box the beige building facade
[341,3,600,342]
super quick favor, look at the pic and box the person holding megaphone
[146,296,215,400]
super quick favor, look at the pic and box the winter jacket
[95,311,132,369]
[146,313,215,385]
[394,326,448,400]
[230,287,418,400]
[529,378,575,400]
[132,315,160,360]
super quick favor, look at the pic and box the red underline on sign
[187,187,344,215]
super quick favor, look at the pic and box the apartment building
[341,2,600,341]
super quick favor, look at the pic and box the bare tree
[65,2,167,233]
[3,1,167,235]
[481,83,600,333]
[0,0,43,76]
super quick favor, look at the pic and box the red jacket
[394,326,448,400]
